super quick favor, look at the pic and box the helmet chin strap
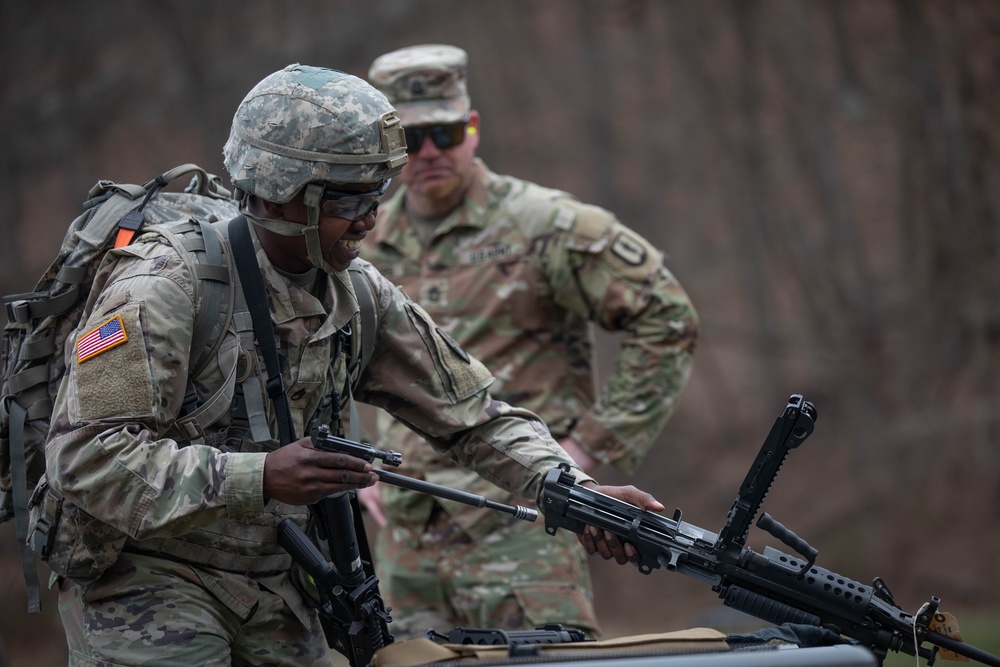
[301,184,338,274]
[240,183,339,274]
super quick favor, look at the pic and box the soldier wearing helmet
[361,46,699,637]
[44,64,662,666]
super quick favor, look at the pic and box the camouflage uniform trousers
[56,552,335,667]
[375,505,602,640]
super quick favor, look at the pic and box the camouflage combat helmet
[223,64,408,272]
[224,64,407,201]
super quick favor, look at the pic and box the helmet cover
[223,64,407,203]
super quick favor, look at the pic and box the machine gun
[278,425,541,667]
[542,395,1000,667]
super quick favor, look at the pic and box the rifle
[542,395,1000,667]
[278,425,541,667]
[277,512,390,667]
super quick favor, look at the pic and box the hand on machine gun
[279,424,679,665]
[572,479,665,565]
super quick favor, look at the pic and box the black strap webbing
[227,216,295,445]
[7,398,41,613]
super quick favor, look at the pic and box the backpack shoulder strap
[342,264,378,442]
[158,218,232,378]
[155,217,243,443]
[348,263,378,381]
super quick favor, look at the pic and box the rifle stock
[542,395,1000,667]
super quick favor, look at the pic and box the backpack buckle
[265,375,284,399]
[29,514,54,560]
[4,298,31,324]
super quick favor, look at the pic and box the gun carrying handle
[757,512,818,574]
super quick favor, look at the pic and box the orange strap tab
[114,228,136,249]
[113,210,145,248]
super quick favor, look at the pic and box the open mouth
[340,238,363,251]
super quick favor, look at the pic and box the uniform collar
[247,220,358,338]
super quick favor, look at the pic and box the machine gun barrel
[277,516,392,667]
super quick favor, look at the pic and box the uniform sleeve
[46,237,266,540]
[545,202,699,474]
[352,264,594,502]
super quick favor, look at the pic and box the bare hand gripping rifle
[278,425,541,667]
[542,395,1000,667]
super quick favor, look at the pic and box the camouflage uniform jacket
[361,160,698,540]
[45,219,589,624]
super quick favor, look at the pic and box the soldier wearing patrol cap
[361,45,699,637]
[41,64,661,666]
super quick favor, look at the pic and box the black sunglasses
[404,121,468,154]
[320,180,391,221]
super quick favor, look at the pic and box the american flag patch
[77,314,128,363]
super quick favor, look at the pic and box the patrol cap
[368,44,471,126]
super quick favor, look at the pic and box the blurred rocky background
[1,1,998,665]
